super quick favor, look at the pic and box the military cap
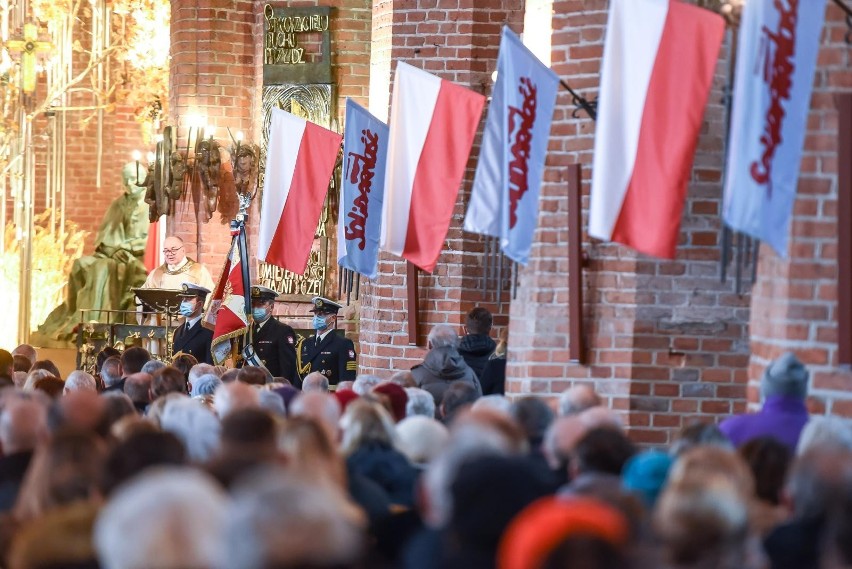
[179,282,212,298]
[251,285,279,302]
[310,296,343,314]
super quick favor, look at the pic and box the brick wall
[749,4,852,416]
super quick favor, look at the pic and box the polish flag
[381,62,486,273]
[589,0,724,259]
[258,108,342,274]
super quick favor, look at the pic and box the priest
[142,236,214,292]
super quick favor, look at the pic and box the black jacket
[300,331,357,386]
[252,318,298,383]
[480,357,506,395]
[411,346,482,406]
[0,451,33,512]
[457,334,496,379]
[172,320,213,364]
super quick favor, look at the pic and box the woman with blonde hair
[278,416,346,489]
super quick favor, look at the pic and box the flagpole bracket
[560,79,597,121]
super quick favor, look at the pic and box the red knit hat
[333,389,359,411]
[372,382,408,422]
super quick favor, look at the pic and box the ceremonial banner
[380,62,486,272]
[722,0,827,256]
[258,108,343,274]
[207,234,250,365]
[464,26,559,265]
[338,100,388,279]
[589,0,724,259]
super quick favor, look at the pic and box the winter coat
[457,334,496,379]
[411,346,482,406]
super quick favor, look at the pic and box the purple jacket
[718,395,809,451]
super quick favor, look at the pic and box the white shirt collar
[317,328,333,342]
[185,314,202,329]
[167,257,189,272]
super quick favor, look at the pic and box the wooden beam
[837,94,852,366]
[406,261,420,346]
[567,164,586,364]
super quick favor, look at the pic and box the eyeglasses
[163,246,183,254]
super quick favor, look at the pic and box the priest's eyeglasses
[163,246,183,254]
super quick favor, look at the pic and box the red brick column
[748,4,852,416]
[356,0,524,374]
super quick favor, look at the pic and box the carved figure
[197,139,222,222]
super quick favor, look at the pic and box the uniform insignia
[288,336,294,344]
[321,351,331,355]
[348,350,355,358]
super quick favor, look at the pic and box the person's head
[160,398,221,463]
[12,355,31,373]
[352,374,381,396]
[101,430,187,496]
[390,370,417,388]
[339,399,397,456]
[22,369,52,392]
[121,347,151,376]
[258,389,286,417]
[761,351,810,401]
[12,344,37,367]
[53,391,107,433]
[221,368,240,383]
[123,372,153,408]
[336,380,354,391]
[739,437,791,506]
[0,349,13,380]
[464,306,493,336]
[427,324,459,350]
[220,408,278,459]
[34,376,65,399]
[558,384,602,416]
[100,356,123,387]
[162,235,186,267]
[542,415,587,473]
[141,359,166,375]
[373,382,409,422]
[250,285,277,323]
[96,347,121,373]
[191,373,223,398]
[303,371,329,393]
[440,381,479,423]
[221,466,365,569]
[188,363,216,385]
[171,353,198,381]
[151,366,189,399]
[177,282,210,319]
[290,392,341,442]
[278,416,346,489]
[64,370,97,394]
[100,392,138,430]
[95,467,227,569]
[670,421,733,457]
[571,427,637,478]
[309,296,343,334]
[237,366,267,386]
[29,360,61,380]
[510,396,555,449]
[214,381,260,418]
[622,450,673,508]
[405,387,436,418]
[397,416,449,466]
[0,398,48,455]
[786,448,852,521]
[796,416,852,455]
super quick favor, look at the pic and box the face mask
[253,307,269,321]
[178,300,195,317]
[312,315,328,330]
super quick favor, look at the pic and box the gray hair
[141,359,167,376]
[22,369,52,392]
[95,467,227,569]
[160,398,221,463]
[471,394,512,415]
[762,352,809,400]
[303,372,329,393]
[258,389,286,417]
[396,416,449,466]
[0,398,47,454]
[405,387,436,418]
[189,363,217,385]
[558,384,602,416]
[101,357,123,388]
[191,373,223,398]
[214,382,260,418]
[427,324,459,349]
[352,374,382,396]
[797,416,852,456]
[218,467,365,569]
[64,370,97,393]
[290,392,341,438]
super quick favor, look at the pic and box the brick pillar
[168,0,257,271]
[506,0,752,445]
[357,0,524,375]
[748,4,852,416]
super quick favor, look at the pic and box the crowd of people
[0,314,849,569]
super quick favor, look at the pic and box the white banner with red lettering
[722,0,827,256]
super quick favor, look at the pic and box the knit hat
[762,352,809,399]
[334,389,359,411]
[373,382,408,422]
[622,450,672,507]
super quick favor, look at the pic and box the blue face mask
[178,300,195,317]
[312,315,328,330]
[253,307,269,322]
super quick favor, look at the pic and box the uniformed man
[172,283,213,364]
[249,285,298,386]
[298,296,357,389]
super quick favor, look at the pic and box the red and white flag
[380,62,486,272]
[589,0,724,259]
[258,108,342,274]
[206,236,249,365]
